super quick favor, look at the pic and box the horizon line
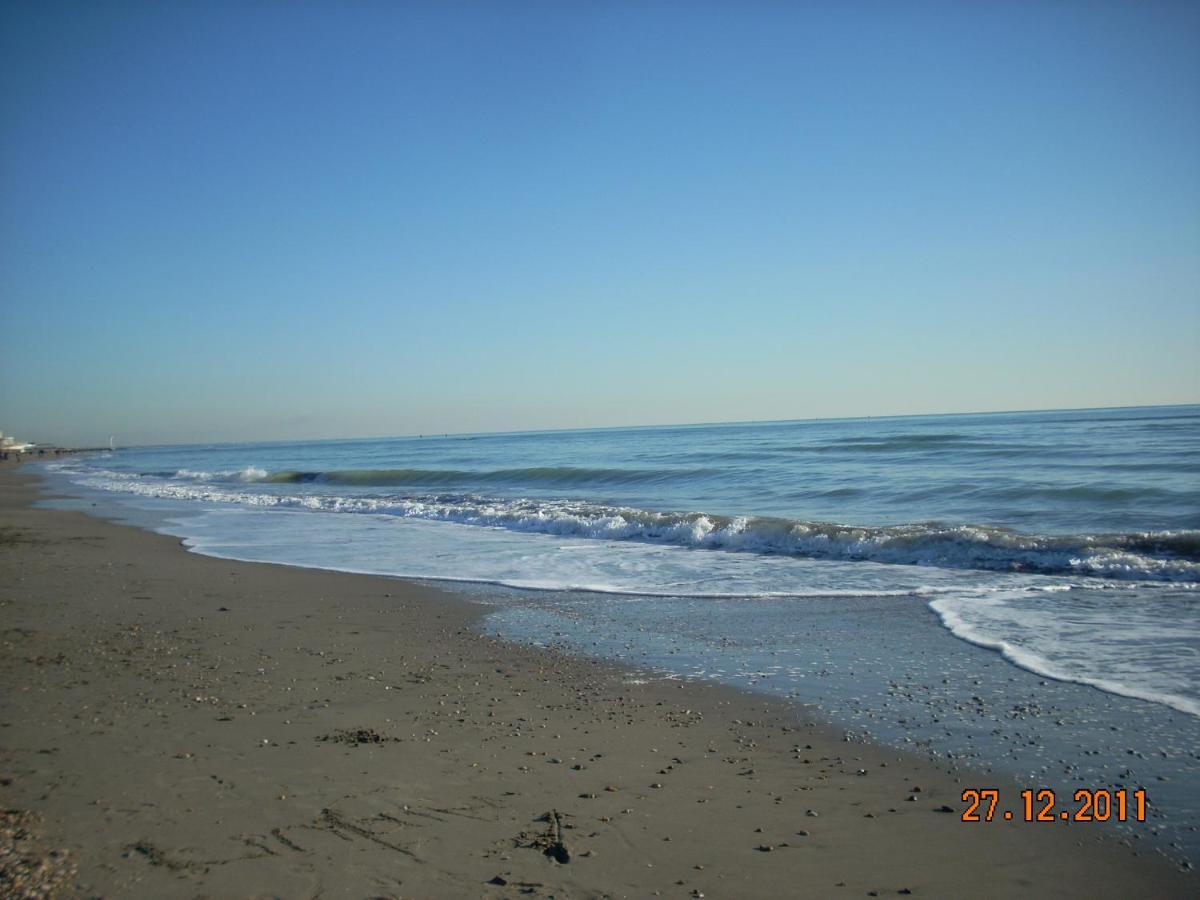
[73,400,1200,452]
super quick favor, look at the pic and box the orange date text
[960,788,1147,823]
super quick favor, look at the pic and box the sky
[1,1,1198,447]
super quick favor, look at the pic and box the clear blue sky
[2,1,1197,446]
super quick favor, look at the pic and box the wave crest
[65,465,1200,583]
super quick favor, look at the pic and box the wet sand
[1,467,1194,898]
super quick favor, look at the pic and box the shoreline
[1,468,1194,897]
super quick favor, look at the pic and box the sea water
[40,405,1200,862]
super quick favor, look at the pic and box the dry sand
[1,467,1194,898]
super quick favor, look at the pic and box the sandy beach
[0,465,1194,899]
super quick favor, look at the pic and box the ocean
[40,404,1200,862]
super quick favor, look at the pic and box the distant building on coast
[0,431,36,454]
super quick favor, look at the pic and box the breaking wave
[67,466,1200,583]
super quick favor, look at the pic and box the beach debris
[316,728,396,745]
[522,810,571,864]
[546,811,571,864]
[0,809,76,896]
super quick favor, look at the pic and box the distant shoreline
[0,446,91,466]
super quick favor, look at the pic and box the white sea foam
[171,466,267,482]
[930,592,1200,718]
[172,469,216,480]
[170,506,993,601]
